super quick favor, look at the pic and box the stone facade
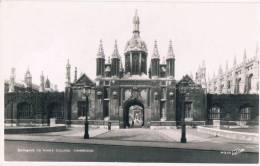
[4,11,259,128]
[89,12,180,128]
[4,92,65,126]
[195,49,259,94]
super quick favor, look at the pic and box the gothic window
[185,102,192,119]
[227,81,231,89]
[77,101,86,117]
[248,74,253,92]
[209,106,220,120]
[236,78,241,94]
[240,107,251,121]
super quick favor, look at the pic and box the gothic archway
[123,99,144,128]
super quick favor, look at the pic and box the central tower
[124,10,148,76]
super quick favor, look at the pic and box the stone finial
[152,40,160,59]
[112,40,120,59]
[167,40,175,59]
[233,55,237,67]
[243,48,247,62]
[225,60,228,72]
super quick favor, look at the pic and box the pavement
[4,126,259,153]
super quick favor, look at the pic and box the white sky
[0,1,259,91]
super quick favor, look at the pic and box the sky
[0,1,259,91]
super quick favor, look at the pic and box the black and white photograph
[1,0,259,165]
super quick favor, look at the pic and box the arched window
[236,78,241,94]
[240,107,251,121]
[209,106,221,120]
[227,81,231,89]
[248,74,253,92]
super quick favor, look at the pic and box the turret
[9,68,15,92]
[133,10,140,35]
[24,67,32,90]
[40,71,45,92]
[243,49,247,63]
[201,60,207,90]
[96,40,105,77]
[74,67,77,82]
[45,76,51,91]
[151,40,160,78]
[111,40,120,77]
[166,40,175,79]
[65,59,71,87]
[124,11,147,76]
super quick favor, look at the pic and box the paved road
[95,128,173,142]
[5,140,258,163]
[4,127,259,163]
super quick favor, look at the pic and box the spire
[243,48,247,62]
[9,68,16,92]
[233,55,237,67]
[40,71,45,92]
[25,66,31,77]
[97,40,105,58]
[74,67,77,82]
[66,59,70,68]
[65,59,71,87]
[167,40,175,59]
[225,60,228,72]
[133,10,140,35]
[112,40,120,59]
[45,76,50,89]
[152,40,160,59]
[218,65,223,75]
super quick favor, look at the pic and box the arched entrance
[123,99,144,128]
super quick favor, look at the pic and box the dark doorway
[123,99,144,128]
